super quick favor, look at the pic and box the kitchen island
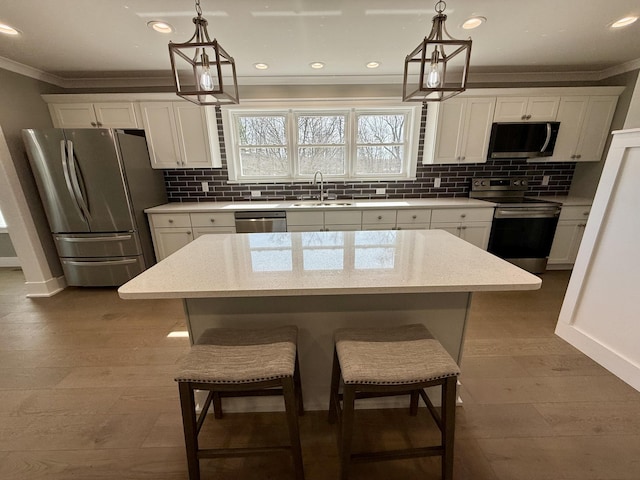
[119,229,540,410]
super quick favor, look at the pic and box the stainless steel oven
[470,177,561,273]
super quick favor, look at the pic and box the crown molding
[2,55,639,89]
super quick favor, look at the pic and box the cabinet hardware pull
[210,219,215,223]
[377,215,382,220]
[90,122,97,127]
[168,219,174,223]
[412,215,417,219]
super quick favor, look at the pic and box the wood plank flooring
[1,267,639,479]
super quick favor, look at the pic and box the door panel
[22,129,90,233]
[65,129,135,232]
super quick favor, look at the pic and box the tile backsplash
[164,106,576,203]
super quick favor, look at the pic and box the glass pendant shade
[403,1,472,102]
[168,4,239,106]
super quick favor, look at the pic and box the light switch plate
[434,177,441,188]
[542,175,550,186]
[201,181,209,192]
[375,188,386,195]
[251,190,262,197]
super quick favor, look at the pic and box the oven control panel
[471,177,528,192]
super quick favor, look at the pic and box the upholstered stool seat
[328,324,460,480]
[175,326,304,480]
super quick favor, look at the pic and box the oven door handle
[494,207,561,219]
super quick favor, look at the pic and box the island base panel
[184,292,470,412]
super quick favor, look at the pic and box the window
[223,101,420,183]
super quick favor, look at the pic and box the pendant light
[168,0,239,105]
[403,1,472,102]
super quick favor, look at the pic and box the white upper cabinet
[494,96,560,122]
[49,102,140,128]
[425,97,496,164]
[545,96,618,162]
[140,101,221,169]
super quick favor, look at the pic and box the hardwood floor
[1,267,639,479]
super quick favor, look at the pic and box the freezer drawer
[60,256,145,287]
[54,233,142,258]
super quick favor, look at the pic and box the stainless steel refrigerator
[22,128,167,287]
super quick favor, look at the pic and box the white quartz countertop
[118,229,541,300]
[537,195,593,206]
[145,198,495,214]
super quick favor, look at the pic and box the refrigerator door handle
[66,140,92,222]
[62,258,139,267]
[60,139,86,221]
[57,234,133,243]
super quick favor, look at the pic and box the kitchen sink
[291,202,353,207]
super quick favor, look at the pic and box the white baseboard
[0,257,20,267]
[25,275,67,297]
[556,323,640,393]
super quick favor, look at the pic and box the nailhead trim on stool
[328,324,460,480]
[175,326,305,480]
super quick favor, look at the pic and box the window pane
[298,147,345,175]
[237,116,286,146]
[357,114,405,144]
[298,115,346,145]
[356,146,404,174]
[240,148,289,176]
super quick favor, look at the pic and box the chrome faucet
[312,170,324,202]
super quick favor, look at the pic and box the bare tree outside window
[356,114,405,174]
[297,115,346,175]
[237,115,289,176]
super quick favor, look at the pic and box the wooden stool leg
[409,390,419,416]
[283,377,305,480]
[178,382,201,480]
[212,392,223,419]
[294,353,305,416]
[339,385,356,480]
[441,376,457,480]
[328,348,341,424]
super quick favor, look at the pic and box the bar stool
[175,326,305,480]
[328,324,460,480]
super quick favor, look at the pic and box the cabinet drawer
[362,210,397,225]
[396,209,431,225]
[325,210,362,225]
[149,213,191,228]
[190,212,235,228]
[558,205,591,221]
[431,207,494,223]
[287,211,324,226]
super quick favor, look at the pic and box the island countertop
[118,229,540,300]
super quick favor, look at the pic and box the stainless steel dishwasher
[234,211,287,233]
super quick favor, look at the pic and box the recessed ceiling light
[611,16,638,28]
[147,21,173,34]
[0,23,20,35]
[366,61,380,69]
[462,16,486,29]
[310,62,325,69]
[254,63,269,70]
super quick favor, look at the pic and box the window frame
[222,100,421,183]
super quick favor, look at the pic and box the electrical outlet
[250,190,262,198]
[375,188,386,195]
[434,177,441,188]
[542,175,550,186]
[201,181,209,192]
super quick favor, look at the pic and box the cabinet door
[153,228,193,260]
[526,97,559,121]
[140,102,182,168]
[574,96,618,162]
[49,103,97,128]
[173,103,215,168]
[193,226,236,238]
[460,223,491,250]
[459,98,496,163]
[548,221,584,265]
[432,99,465,163]
[494,97,529,121]
[93,103,139,128]
[547,97,589,162]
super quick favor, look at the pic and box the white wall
[623,74,640,129]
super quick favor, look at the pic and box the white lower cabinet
[396,209,431,230]
[548,205,591,268]
[361,210,396,230]
[149,212,235,260]
[286,211,325,232]
[324,211,362,231]
[430,208,494,250]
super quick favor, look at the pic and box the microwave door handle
[540,123,552,154]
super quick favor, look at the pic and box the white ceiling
[1,0,639,88]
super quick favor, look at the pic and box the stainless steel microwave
[487,122,560,159]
